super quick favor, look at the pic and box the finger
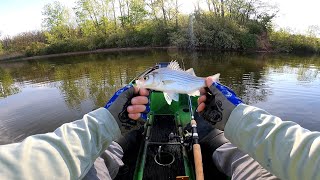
[197,102,206,112]
[205,77,215,87]
[197,95,206,105]
[128,113,141,120]
[134,86,140,94]
[127,105,146,114]
[139,88,149,96]
[200,87,206,95]
[131,96,149,105]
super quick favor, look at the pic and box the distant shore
[0,46,274,62]
[0,47,177,62]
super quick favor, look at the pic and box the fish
[136,61,220,105]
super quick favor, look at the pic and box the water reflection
[52,53,161,109]
[0,50,320,144]
[170,51,272,104]
[0,67,20,98]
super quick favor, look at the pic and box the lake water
[0,50,320,145]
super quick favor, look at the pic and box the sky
[0,0,319,38]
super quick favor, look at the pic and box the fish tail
[208,73,220,82]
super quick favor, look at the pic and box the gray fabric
[213,143,279,180]
[84,142,124,180]
[107,86,136,127]
[201,85,237,130]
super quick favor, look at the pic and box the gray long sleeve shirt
[0,104,319,179]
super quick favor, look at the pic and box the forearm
[225,104,320,180]
[0,108,121,179]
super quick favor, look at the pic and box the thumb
[205,73,220,87]
[205,76,215,87]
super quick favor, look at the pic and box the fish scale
[161,72,203,83]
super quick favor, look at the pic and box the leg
[213,143,279,180]
[84,142,124,180]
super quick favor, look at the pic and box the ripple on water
[1,52,320,143]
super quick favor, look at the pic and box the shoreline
[0,46,274,62]
[0,47,174,62]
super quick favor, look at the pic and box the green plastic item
[133,91,198,180]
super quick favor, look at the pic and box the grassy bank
[0,47,173,61]
[1,0,319,59]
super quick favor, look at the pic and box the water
[0,50,320,144]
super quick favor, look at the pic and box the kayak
[115,63,227,180]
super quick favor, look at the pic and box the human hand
[185,113,229,160]
[197,77,242,130]
[105,85,150,128]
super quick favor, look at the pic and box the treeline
[270,29,320,54]
[0,0,319,57]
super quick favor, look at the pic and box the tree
[74,0,105,34]
[0,34,3,54]
[128,0,147,26]
[174,0,179,27]
[220,0,225,17]
[307,25,320,38]
[42,1,73,42]
[111,0,117,27]
[0,43,3,54]
[42,1,70,30]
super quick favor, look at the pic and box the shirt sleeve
[0,107,121,180]
[225,104,320,180]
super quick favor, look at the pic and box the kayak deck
[133,92,198,180]
[143,115,186,179]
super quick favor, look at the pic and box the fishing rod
[187,95,204,180]
[181,59,204,179]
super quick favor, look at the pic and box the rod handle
[193,144,204,180]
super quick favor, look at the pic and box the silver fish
[136,61,220,104]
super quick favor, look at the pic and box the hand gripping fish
[136,61,220,105]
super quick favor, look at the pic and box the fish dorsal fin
[167,60,183,71]
[163,92,179,105]
[186,68,196,76]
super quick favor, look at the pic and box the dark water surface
[0,50,320,144]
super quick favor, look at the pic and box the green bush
[240,33,257,49]
[4,7,320,56]
[247,20,265,35]
[270,30,320,53]
[0,42,3,55]
[44,38,89,54]
[194,15,242,49]
[169,30,189,48]
[25,42,47,56]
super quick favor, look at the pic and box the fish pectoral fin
[170,92,179,101]
[163,92,172,105]
[186,68,196,76]
[163,92,179,105]
[162,80,175,85]
[188,90,200,96]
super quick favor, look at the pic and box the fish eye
[144,76,149,80]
